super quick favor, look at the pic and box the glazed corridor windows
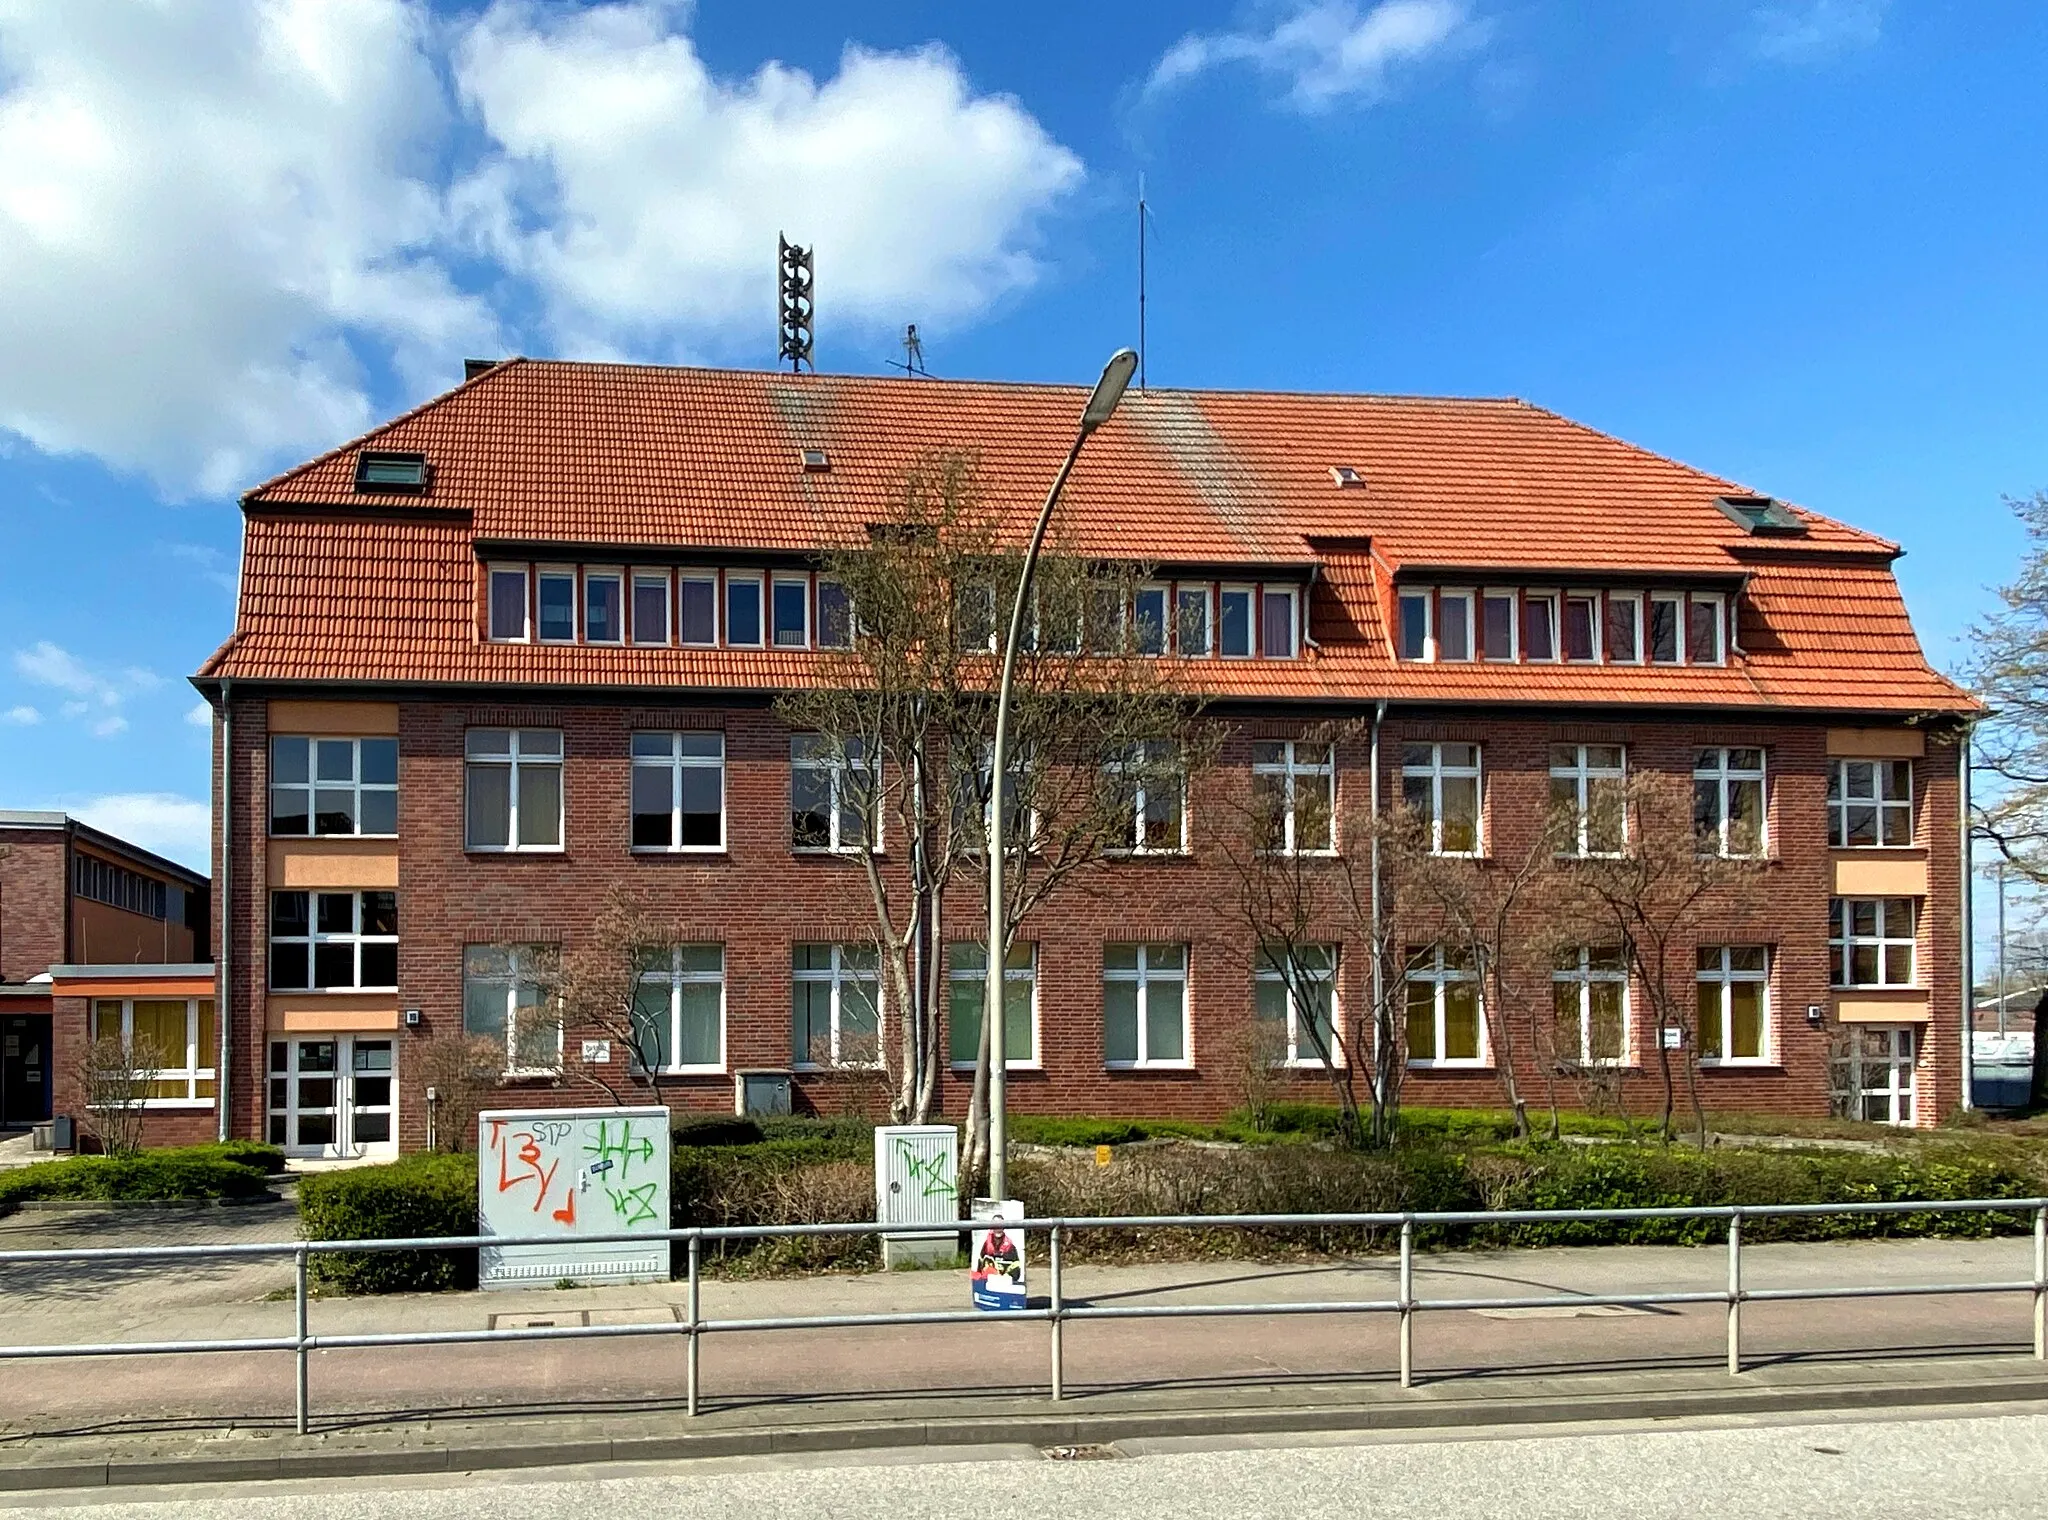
[631,731,725,850]
[1829,760,1914,847]
[269,891,398,991]
[1396,586,1731,666]
[91,998,216,1103]
[270,737,398,837]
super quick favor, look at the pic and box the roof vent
[1715,494,1806,536]
[354,450,431,494]
[1330,466,1367,488]
[463,358,501,382]
[801,449,831,473]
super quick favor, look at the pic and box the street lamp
[986,348,1138,1202]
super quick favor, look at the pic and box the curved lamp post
[986,348,1139,1201]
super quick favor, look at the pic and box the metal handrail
[0,1196,2042,1434]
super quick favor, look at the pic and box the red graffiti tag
[495,1129,561,1214]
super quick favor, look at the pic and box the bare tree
[414,1034,509,1152]
[552,887,682,1104]
[1967,491,2048,880]
[1555,770,1768,1145]
[78,1032,164,1156]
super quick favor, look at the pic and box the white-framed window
[487,564,528,642]
[1405,945,1484,1066]
[630,731,725,851]
[1563,592,1601,662]
[1261,585,1300,658]
[1401,742,1482,855]
[269,890,398,991]
[584,568,624,644]
[90,998,215,1105]
[1697,946,1769,1064]
[632,570,671,645]
[1086,582,1127,653]
[726,573,765,647]
[1176,585,1212,655]
[1436,589,1474,661]
[1829,759,1914,847]
[679,574,719,646]
[537,567,577,644]
[631,946,724,1073]
[1554,946,1628,1065]
[1397,590,1432,661]
[772,574,810,648]
[948,942,1037,1068]
[1694,747,1767,858]
[1219,585,1256,657]
[1830,898,1917,987]
[1605,592,1642,664]
[463,945,561,1074]
[269,736,398,836]
[1688,592,1726,665]
[790,734,877,852]
[1549,743,1627,856]
[1255,944,1339,1066]
[1107,739,1187,854]
[1524,591,1559,661]
[792,943,881,1068]
[1134,584,1170,656]
[1251,739,1336,855]
[1829,1025,1917,1125]
[1648,592,1685,664]
[1481,590,1518,661]
[817,578,853,649]
[465,728,564,852]
[1104,943,1189,1068]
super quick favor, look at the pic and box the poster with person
[970,1199,1026,1312]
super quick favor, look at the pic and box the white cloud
[1754,0,1887,63]
[186,699,213,729]
[12,640,159,736]
[0,0,1085,493]
[451,3,1083,356]
[1148,0,1478,110]
[1,704,38,725]
[67,793,211,870]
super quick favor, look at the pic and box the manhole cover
[1043,1445,1120,1461]
[489,1310,592,1330]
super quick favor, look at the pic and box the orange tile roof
[206,359,1974,717]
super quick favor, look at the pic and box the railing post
[1398,1216,1415,1390]
[687,1233,702,1417]
[2034,1205,2045,1362]
[1049,1224,1065,1403]
[1726,1211,1743,1377]
[293,1245,310,1435]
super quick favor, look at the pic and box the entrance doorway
[1828,1024,1917,1125]
[266,1036,397,1158]
[0,1015,51,1127]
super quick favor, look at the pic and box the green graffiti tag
[894,1138,956,1202]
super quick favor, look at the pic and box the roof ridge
[238,357,532,506]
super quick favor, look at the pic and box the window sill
[1699,1060,1781,1071]
[1407,1060,1492,1071]
[466,846,567,856]
[790,848,885,859]
[268,987,401,996]
[791,1063,888,1075]
[950,1062,1042,1073]
[1105,1061,1195,1073]
[654,1066,727,1077]
[1830,985,1924,994]
[138,1098,215,1110]
[268,832,401,842]
[630,846,729,857]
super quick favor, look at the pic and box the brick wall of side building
[0,828,67,983]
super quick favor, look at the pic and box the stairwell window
[1697,946,1769,1063]
[1405,945,1484,1066]
[1401,743,1481,855]
[631,946,724,1073]
[465,729,564,851]
[790,735,877,852]
[1694,747,1767,858]
[1550,744,1627,856]
[1251,740,1335,854]
[948,942,1037,1068]
[584,570,623,644]
[1255,944,1339,1067]
[1829,760,1913,847]
[269,890,398,991]
[487,566,528,642]
[1830,898,1916,987]
[270,737,397,837]
[792,943,881,1068]
[1397,591,1432,660]
[631,731,725,850]
[1104,943,1189,1068]
[1554,947,1628,1066]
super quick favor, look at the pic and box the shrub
[0,1145,279,1217]
[298,1153,480,1294]
[759,1115,877,1150]
[671,1115,766,1148]
[1011,1116,1215,1147]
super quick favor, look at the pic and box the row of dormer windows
[1397,586,1730,666]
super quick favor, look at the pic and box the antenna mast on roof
[887,323,929,377]
[777,234,814,372]
[1138,174,1147,390]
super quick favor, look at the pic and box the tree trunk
[1654,1019,1676,1143]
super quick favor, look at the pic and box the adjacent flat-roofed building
[183,359,1978,1158]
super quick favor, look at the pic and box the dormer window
[355,451,430,494]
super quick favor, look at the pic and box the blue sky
[1,0,2044,941]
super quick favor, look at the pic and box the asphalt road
[10,1408,2047,1518]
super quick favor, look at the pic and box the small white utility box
[874,1124,959,1267]
[477,1105,670,1290]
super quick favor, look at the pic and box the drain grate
[1042,1444,1121,1461]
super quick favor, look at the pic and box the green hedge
[0,1144,281,1217]
[298,1154,479,1294]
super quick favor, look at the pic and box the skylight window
[801,449,831,472]
[1715,495,1805,536]
[354,451,430,494]
[1329,466,1366,488]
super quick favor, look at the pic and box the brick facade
[0,828,66,984]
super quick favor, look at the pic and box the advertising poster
[970,1198,1027,1312]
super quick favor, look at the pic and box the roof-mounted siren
[1715,494,1806,536]
[1330,466,1367,489]
[778,234,814,373]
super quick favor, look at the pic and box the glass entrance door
[267,1036,397,1157]
[1828,1025,1917,1125]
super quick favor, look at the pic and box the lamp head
[1080,348,1139,433]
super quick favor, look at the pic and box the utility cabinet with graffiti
[874,1125,960,1267]
[478,1105,672,1289]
